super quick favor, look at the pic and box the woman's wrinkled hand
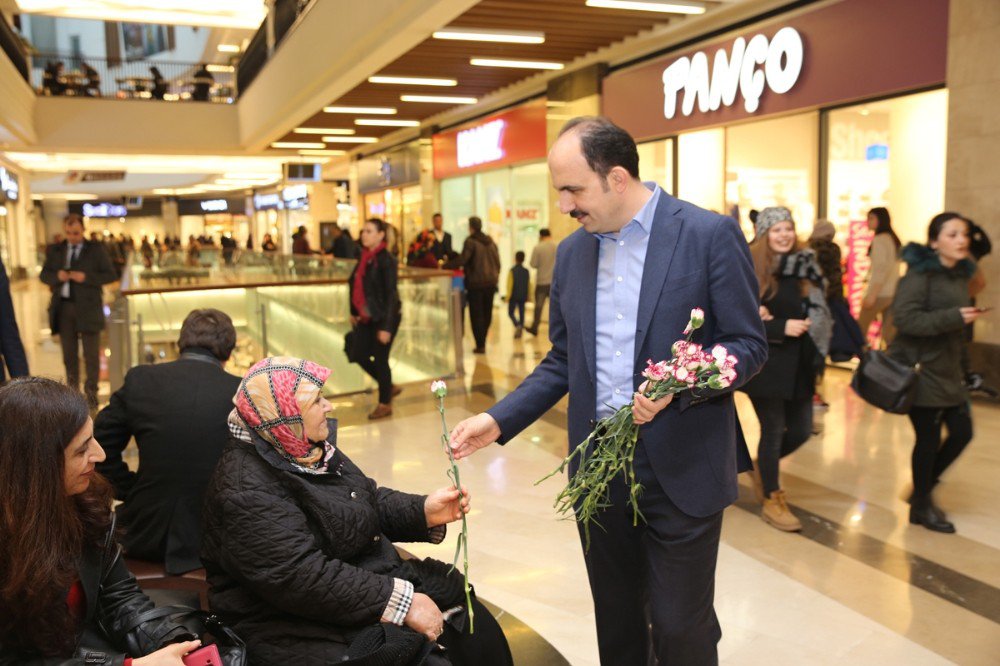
[132,640,202,666]
[424,485,471,527]
[404,592,444,643]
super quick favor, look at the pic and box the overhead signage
[253,192,282,210]
[357,145,421,194]
[282,184,309,210]
[661,27,803,119]
[433,100,547,180]
[0,167,18,201]
[200,199,228,212]
[82,202,128,217]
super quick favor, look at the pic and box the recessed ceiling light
[584,0,706,15]
[355,119,421,127]
[206,64,235,73]
[294,127,356,135]
[432,27,545,44]
[271,141,326,149]
[369,75,457,87]
[13,0,265,29]
[217,44,240,53]
[323,106,397,114]
[298,149,347,156]
[470,57,564,70]
[323,136,379,143]
[400,94,478,104]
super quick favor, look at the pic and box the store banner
[602,0,949,141]
[845,218,873,322]
[358,144,421,194]
[433,100,548,180]
[177,197,246,216]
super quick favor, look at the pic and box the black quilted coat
[200,429,465,666]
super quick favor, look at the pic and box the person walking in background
[261,233,278,252]
[292,225,319,255]
[526,227,556,337]
[858,206,901,345]
[430,212,453,262]
[191,62,213,101]
[808,219,849,406]
[94,309,241,574]
[447,216,501,354]
[889,213,985,534]
[150,65,167,99]
[743,207,831,532]
[331,224,360,258]
[507,250,529,338]
[40,215,117,409]
[0,255,29,382]
[349,218,402,420]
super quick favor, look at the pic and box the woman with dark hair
[201,356,512,665]
[888,213,986,533]
[0,377,201,665]
[742,207,831,532]
[349,218,402,420]
[858,206,902,344]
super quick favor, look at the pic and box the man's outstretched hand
[449,412,501,459]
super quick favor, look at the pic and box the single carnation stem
[437,398,474,633]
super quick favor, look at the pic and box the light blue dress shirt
[594,183,661,418]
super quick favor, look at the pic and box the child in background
[507,251,530,338]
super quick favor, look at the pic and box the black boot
[909,496,955,533]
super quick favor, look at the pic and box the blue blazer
[0,257,29,381]
[488,192,768,518]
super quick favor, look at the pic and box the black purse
[850,350,919,414]
[122,606,247,666]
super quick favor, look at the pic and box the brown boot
[368,403,393,420]
[761,490,802,532]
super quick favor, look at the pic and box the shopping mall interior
[0,0,997,664]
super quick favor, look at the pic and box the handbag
[850,350,919,414]
[122,606,247,666]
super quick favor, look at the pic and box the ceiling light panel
[432,27,545,44]
[14,1,266,29]
[206,64,235,73]
[470,58,565,70]
[271,141,326,149]
[294,127,356,135]
[323,137,379,143]
[400,94,478,104]
[584,0,706,15]
[369,75,457,87]
[5,152,286,176]
[217,44,241,53]
[298,150,347,156]
[354,119,420,127]
[324,106,397,114]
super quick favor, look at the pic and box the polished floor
[11,281,1000,665]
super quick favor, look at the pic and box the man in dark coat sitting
[95,308,241,574]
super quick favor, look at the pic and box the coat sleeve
[94,377,137,500]
[377,254,401,333]
[891,273,965,337]
[83,245,118,287]
[40,246,63,289]
[487,246,571,443]
[374,486,433,543]
[0,261,29,378]
[211,488,395,627]
[865,235,894,297]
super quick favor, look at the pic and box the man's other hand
[449,413,501,459]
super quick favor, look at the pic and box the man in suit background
[0,255,29,382]
[450,117,767,665]
[40,214,117,408]
[430,212,453,261]
[95,308,241,574]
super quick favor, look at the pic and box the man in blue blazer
[450,117,767,665]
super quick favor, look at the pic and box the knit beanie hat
[755,206,794,238]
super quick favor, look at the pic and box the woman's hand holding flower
[424,484,471,527]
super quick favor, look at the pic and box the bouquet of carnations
[537,308,738,547]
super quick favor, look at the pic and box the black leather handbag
[850,350,919,414]
[122,606,247,666]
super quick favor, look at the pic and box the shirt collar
[596,182,661,241]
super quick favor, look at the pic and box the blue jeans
[508,299,525,327]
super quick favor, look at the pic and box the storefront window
[727,111,819,239]
[510,162,549,268]
[677,129,725,215]
[440,176,474,249]
[637,138,674,194]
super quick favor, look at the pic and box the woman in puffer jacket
[0,377,199,666]
[888,212,986,534]
[200,356,512,666]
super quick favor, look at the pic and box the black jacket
[0,518,193,665]
[200,428,464,665]
[349,249,401,334]
[447,232,500,289]
[40,240,117,333]
[431,232,452,261]
[0,257,28,381]
[742,274,818,401]
[95,352,241,574]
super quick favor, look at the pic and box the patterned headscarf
[755,206,794,238]
[233,356,332,470]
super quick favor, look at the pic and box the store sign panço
[661,27,804,119]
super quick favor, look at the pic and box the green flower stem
[437,397,474,633]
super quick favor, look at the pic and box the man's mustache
[569,210,586,219]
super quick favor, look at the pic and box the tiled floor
[12,281,1000,665]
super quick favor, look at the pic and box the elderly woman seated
[200,357,512,665]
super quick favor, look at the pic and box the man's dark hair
[515,251,525,263]
[177,308,237,361]
[469,216,483,233]
[432,212,442,219]
[539,228,551,238]
[63,213,84,229]
[559,116,640,180]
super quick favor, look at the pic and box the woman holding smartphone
[888,212,986,533]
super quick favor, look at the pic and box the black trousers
[355,322,394,404]
[507,299,525,327]
[748,394,813,496]
[529,284,550,331]
[466,288,494,349]
[428,597,513,666]
[58,300,101,407]
[579,440,723,666]
[908,404,973,498]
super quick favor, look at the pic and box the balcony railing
[0,14,29,82]
[31,53,236,103]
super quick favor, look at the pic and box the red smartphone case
[181,644,223,666]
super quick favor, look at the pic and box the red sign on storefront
[433,101,549,180]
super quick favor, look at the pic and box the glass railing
[110,251,460,396]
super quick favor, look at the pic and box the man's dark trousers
[579,439,723,666]
[58,300,101,407]
[466,287,495,349]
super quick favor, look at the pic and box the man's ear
[609,167,630,193]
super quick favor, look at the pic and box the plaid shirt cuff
[381,578,415,626]
[428,524,447,544]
